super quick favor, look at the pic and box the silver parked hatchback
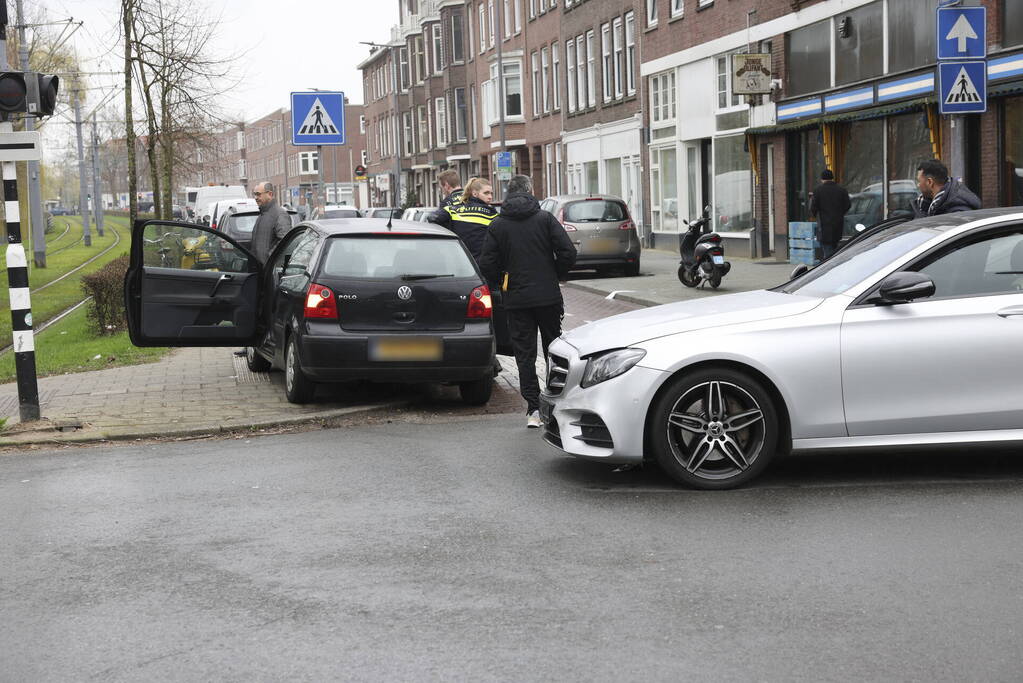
[540,195,641,276]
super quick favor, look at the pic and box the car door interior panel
[140,266,258,341]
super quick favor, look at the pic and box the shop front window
[713,135,752,234]
[835,1,882,86]
[888,0,939,74]
[886,111,932,216]
[839,119,885,236]
[605,158,622,199]
[585,161,599,194]
[787,129,824,222]
[1003,97,1023,206]
[1007,3,1023,48]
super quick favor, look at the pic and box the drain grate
[233,354,273,384]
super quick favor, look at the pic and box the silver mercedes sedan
[540,208,1023,489]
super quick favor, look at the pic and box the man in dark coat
[913,159,982,218]
[250,182,292,265]
[809,169,851,259]
[479,175,577,429]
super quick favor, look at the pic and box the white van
[209,198,259,231]
[193,185,247,223]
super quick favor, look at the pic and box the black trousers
[506,304,563,414]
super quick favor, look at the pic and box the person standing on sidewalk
[913,159,982,217]
[479,174,576,429]
[430,169,464,222]
[430,177,498,261]
[251,182,292,265]
[809,169,851,260]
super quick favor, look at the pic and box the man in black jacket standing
[809,169,851,260]
[479,175,576,429]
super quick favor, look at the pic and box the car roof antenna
[386,213,393,230]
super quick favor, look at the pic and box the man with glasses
[251,182,292,264]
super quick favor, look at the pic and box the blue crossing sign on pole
[936,6,986,60]
[938,60,987,114]
[291,91,346,146]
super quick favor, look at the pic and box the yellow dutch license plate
[369,337,443,361]
[589,238,620,254]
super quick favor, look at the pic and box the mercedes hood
[561,290,824,356]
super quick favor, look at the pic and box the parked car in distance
[125,217,498,406]
[48,206,71,216]
[314,205,363,219]
[401,206,436,222]
[209,198,259,231]
[364,207,404,219]
[217,206,299,266]
[540,208,1023,490]
[539,194,641,276]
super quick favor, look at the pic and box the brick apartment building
[362,0,1022,258]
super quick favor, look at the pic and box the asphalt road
[3,417,1023,681]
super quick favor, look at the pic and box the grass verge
[0,304,169,383]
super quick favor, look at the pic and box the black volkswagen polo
[125,218,497,404]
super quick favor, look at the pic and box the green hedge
[80,254,130,335]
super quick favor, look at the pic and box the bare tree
[125,0,239,220]
[122,0,138,222]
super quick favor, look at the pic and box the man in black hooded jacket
[913,159,981,217]
[479,175,576,429]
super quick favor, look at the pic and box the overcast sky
[38,0,400,159]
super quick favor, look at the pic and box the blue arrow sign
[938,61,987,114]
[936,6,986,60]
[291,91,346,146]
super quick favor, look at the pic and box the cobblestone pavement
[0,287,640,445]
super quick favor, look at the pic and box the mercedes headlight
[580,348,646,388]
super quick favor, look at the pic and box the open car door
[125,220,262,347]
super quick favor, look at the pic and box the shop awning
[990,79,1023,97]
[746,96,934,136]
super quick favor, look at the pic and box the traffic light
[0,71,59,116]
[36,74,59,116]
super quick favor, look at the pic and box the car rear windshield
[563,199,628,223]
[323,209,360,218]
[321,236,478,279]
[223,214,258,234]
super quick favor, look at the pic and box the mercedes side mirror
[876,271,936,304]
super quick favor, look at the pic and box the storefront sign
[732,53,772,95]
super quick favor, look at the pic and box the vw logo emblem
[397,285,413,300]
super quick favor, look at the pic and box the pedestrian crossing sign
[938,61,987,114]
[291,91,346,146]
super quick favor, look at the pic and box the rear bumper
[298,328,495,383]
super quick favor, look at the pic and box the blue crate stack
[788,222,819,265]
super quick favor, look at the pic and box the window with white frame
[613,17,623,98]
[546,144,553,196]
[454,87,468,141]
[299,151,318,174]
[467,9,474,57]
[552,43,561,109]
[586,30,596,108]
[399,47,410,90]
[487,60,523,122]
[413,35,425,82]
[566,40,577,112]
[432,24,444,73]
[555,143,563,193]
[479,3,487,53]
[514,0,522,33]
[646,0,657,26]
[427,104,433,151]
[435,97,448,147]
[540,0,547,11]
[470,84,479,139]
[671,0,683,18]
[531,51,541,116]
[601,23,612,103]
[451,13,464,63]
[625,11,636,95]
[503,0,512,38]
[530,0,536,19]
[575,34,586,109]
[417,105,428,152]
[698,0,712,7]
[716,51,745,109]
[488,0,495,46]
[650,70,676,122]
[403,112,413,154]
[541,46,550,113]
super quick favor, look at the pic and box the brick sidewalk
[0,287,641,445]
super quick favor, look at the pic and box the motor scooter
[677,206,730,289]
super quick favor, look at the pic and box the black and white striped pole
[2,120,40,422]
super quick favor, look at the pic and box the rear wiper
[400,273,454,280]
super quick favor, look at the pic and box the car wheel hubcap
[286,345,295,391]
[666,380,766,480]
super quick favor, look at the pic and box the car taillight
[467,285,492,319]
[304,283,338,319]
[618,220,635,230]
